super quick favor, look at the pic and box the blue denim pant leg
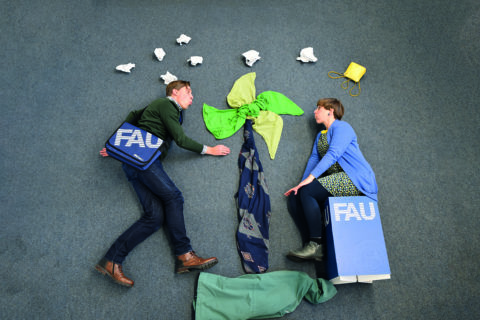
[104,160,192,264]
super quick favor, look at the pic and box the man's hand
[100,147,109,157]
[206,145,231,156]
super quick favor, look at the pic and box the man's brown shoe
[175,251,218,274]
[95,258,134,287]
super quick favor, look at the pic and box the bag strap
[328,71,345,79]
[328,71,361,97]
[341,79,361,97]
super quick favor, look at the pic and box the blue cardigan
[302,120,378,201]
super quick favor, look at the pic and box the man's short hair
[166,80,191,96]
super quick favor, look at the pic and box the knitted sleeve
[310,121,355,178]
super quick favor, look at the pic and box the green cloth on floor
[202,72,304,159]
[227,72,257,107]
[194,271,337,320]
[252,111,283,160]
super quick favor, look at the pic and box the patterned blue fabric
[235,119,271,273]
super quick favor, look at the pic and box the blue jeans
[287,179,332,242]
[104,159,192,264]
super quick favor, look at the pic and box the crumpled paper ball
[154,48,166,61]
[160,71,178,84]
[242,50,261,67]
[188,56,203,66]
[115,63,135,73]
[176,34,191,45]
[296,47,318,63]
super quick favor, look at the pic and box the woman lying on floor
[284,98,378,262]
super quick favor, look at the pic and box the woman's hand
[206,145,231,156]
[99,148,109,157]
[284,186,301,196]
[284,174,315,196]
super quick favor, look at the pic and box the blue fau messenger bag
[105,122,163,170]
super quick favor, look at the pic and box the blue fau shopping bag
[105,122,163,170]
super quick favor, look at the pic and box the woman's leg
[286,180,332,262]
[287,193,310,245]
[298,179,332,239]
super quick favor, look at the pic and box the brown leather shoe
[95,258,134,287]
[175,251,218,274]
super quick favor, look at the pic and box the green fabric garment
[227,72,256,107]
[194,271,337,320]
[125,98,203,160]
[252,111,283,160]
[202,72,304,159]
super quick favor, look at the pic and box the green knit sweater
[125,98,203,160]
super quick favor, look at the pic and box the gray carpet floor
[1,0,479,319]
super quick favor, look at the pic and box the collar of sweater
[167,96,183,112]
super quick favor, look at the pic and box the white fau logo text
[333,202,376,221]
[114,129,162,148]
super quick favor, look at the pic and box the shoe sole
[95,264,134,288]
[176,259,218,274]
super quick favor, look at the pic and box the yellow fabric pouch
[328,62,366,97]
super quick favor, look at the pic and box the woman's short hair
[317,98,344,120]
[166,80,191,96]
